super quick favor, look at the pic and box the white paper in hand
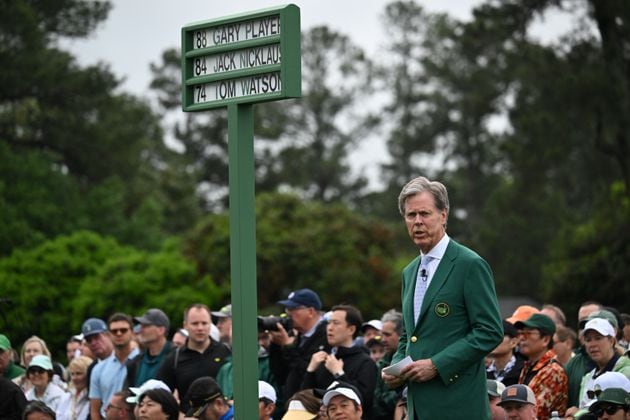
[382,356,413,377]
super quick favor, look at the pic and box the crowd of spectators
[1,294,629,419]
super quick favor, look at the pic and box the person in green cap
[588,387,630,419]
[0,333,26,380]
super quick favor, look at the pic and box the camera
[257,314,293,332]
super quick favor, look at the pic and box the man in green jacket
[0,334,25,380]
[382,176,503,419]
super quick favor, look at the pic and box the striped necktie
[413,255,432,324]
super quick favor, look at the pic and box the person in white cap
[24,355,67,412]
[566,318,630,416]
[258,380,277,420]
[322,381,363,420]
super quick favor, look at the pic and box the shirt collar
[421,233,450,261]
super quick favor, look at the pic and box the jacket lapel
[404,257,421,330]
[416,240,459,327]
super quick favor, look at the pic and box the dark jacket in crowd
[302,344,377,420]
[268,319,329,401]
[0,377,27,420]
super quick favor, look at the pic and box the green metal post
[228,102,259,419]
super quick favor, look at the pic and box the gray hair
[398,176,450,217]
[381,309,403,335]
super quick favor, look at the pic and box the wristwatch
[333,371,345,379]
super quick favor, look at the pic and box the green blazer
[391,239,503,420]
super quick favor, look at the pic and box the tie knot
[421,255,433,266]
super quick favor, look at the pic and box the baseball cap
[0,334,11,351]
[498,384,536,406]
[365,336,384,348]
[134,308,170,329]
[126,379,171,404]
[581,309,619,330]
[258,380,277,403]
[487,379,506,398]
[211,304,232,319]
[593,372,630,393]
[283,400,319,420]
[81,318,107,337]
[506,305,540,324]
[514,313,556,335]
[28,355,53,371]
[502,320,518,338]
[361,320,383,333]
[322,381,362,406]
[185,377,225,417]
[583,318,615,338]
[589,388,630,412]
[278,288,322,310]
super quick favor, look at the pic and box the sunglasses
[109,327,130,335]
[587,389,603,400]
[28,367,47,375]
[189,393,222,417]
[592,404,623,417]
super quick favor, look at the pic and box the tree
[183,192,401,318]
[0,231,224,359]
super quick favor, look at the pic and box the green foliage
[0,231,129,357]
[0,230,223,359]
[185,192,401,318]
[543,182,630,316]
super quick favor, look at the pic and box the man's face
[185,307,212,345]
[489,396,506,420]
[105,395,130,420]
[66,341,80,363]
[258,400,275,420]
[285,306,313,334]
[217,317,232,343]
[518,328,549,359]
[403,192,447,254]
[108,320,133,349]
[0,348,11,373]
[326,395,362,420]
[552,333,572,359]
[591,404,630,420]
[327,310,355,348]
[369,344,385,363]
[490,335,518,358]
[584,330,615,365]
[362,327,379,342]
[381,321,400,355]
[138,323,163,346]
[501,402,537,420]
[85,332,113,359]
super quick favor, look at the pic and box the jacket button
[410,336,417,343]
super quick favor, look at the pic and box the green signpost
[182,4,300,419]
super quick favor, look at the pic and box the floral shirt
[519,349,568,419]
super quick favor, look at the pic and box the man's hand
[324,353,344,375]
[307,351,328,372]
[381,371,406,388]
[268,322,296,346]
[401,358,437,383]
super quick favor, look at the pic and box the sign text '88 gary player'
[181,5,300,111]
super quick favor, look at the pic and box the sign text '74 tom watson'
[181,4,300,111]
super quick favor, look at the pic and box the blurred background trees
[1,0,629,356]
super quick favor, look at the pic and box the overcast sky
[61,0,571,189]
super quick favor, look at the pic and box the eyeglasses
[518,330,541,338]
[586,389,602,400]
[28,367,47,375]
[109,327,130,335]
[592,404,623,417]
